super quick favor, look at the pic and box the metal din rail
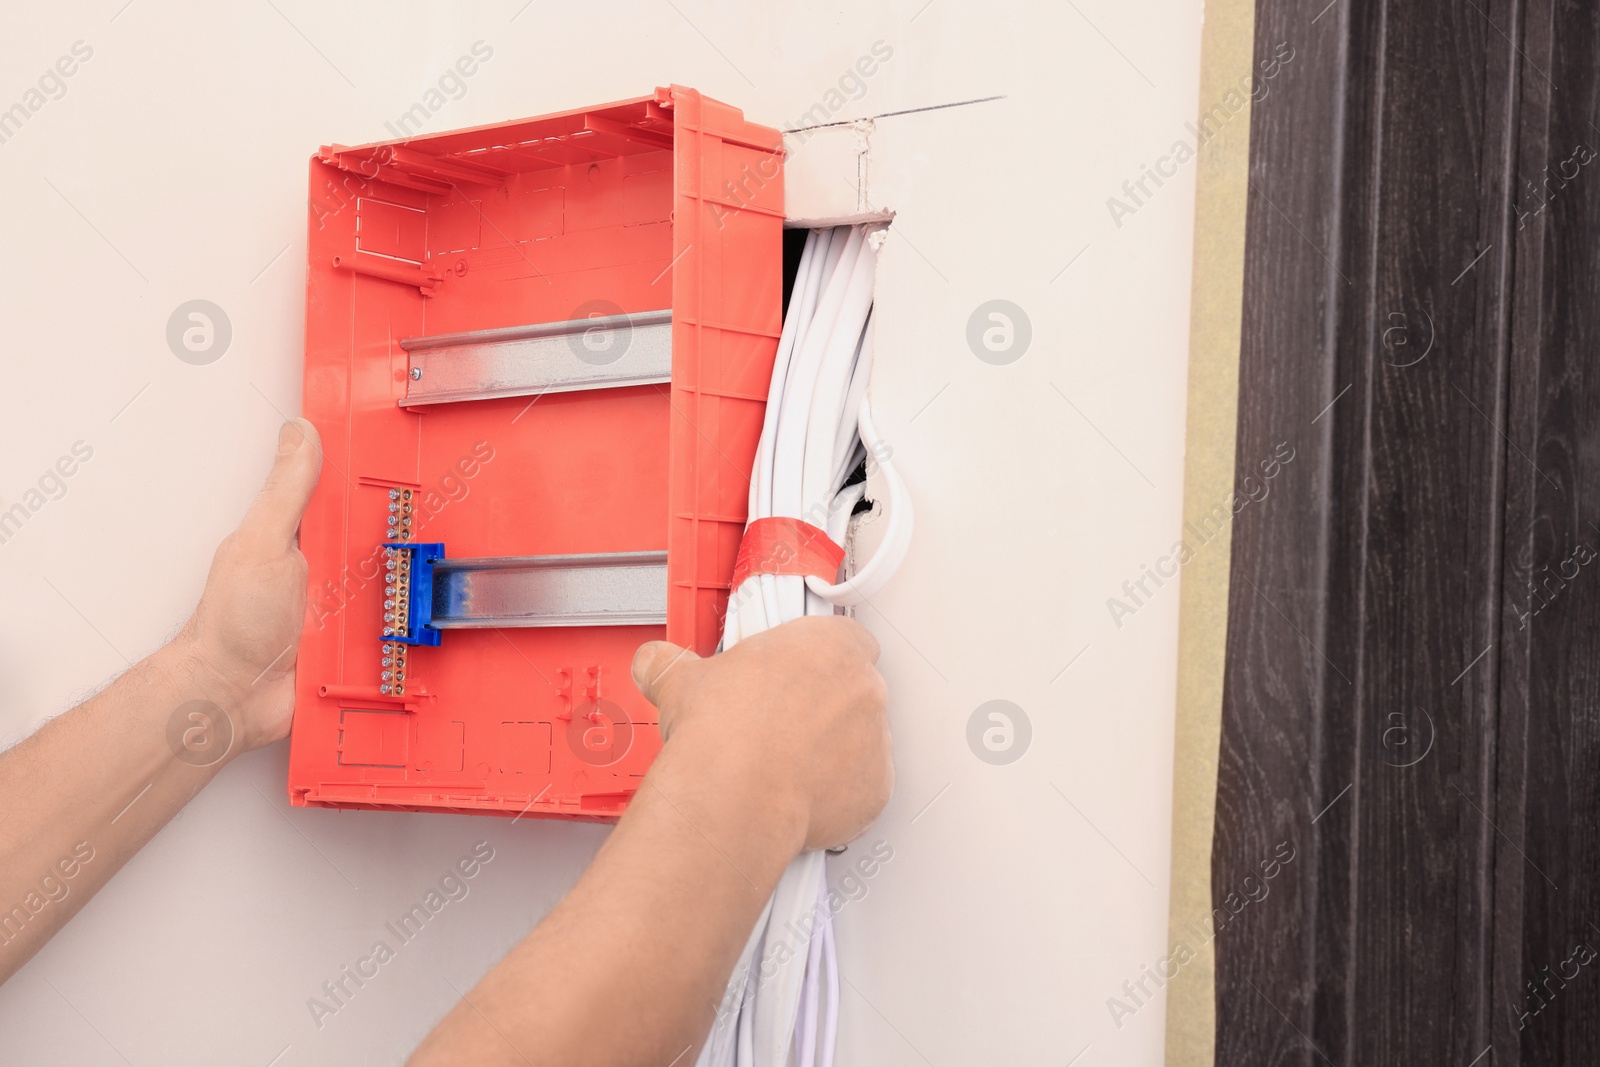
[398,310,672,407]
[429,550,668,629]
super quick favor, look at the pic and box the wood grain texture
[1211,0,1600,1062]
[1499,2,1600,1062]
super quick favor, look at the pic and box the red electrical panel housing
[288,87,784,821]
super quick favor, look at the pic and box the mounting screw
[410,367,423,380]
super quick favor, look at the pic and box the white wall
[0,2,1203,1063]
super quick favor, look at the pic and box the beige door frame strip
[1164,0,1257,1063]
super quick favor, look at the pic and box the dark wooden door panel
[1500,3,1600,1062]
[1216,0,1600,1063]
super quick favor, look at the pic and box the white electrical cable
[698,224,913,1067]
[805,397,914,607]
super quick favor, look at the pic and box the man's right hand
[631,615,893,853]
[411,615,893,1066]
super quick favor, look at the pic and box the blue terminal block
[382,541,446,647]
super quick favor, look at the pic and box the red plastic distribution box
[288,87,784,820]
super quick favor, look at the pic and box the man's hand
[0,420,324,986]
[411,616,893,1067]
[178,418,322,753]
[631,616,893,853]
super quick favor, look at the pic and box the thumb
[240,418,323,548]
[631,640,701,714]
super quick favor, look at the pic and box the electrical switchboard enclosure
[288,87,784,820]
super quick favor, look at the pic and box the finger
[631,640,701,712]
[833,615,881,664]
[240,419,323,549]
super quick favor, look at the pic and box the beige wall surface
[0,2,1208,1063]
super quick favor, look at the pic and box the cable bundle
[698,223,896,1067]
